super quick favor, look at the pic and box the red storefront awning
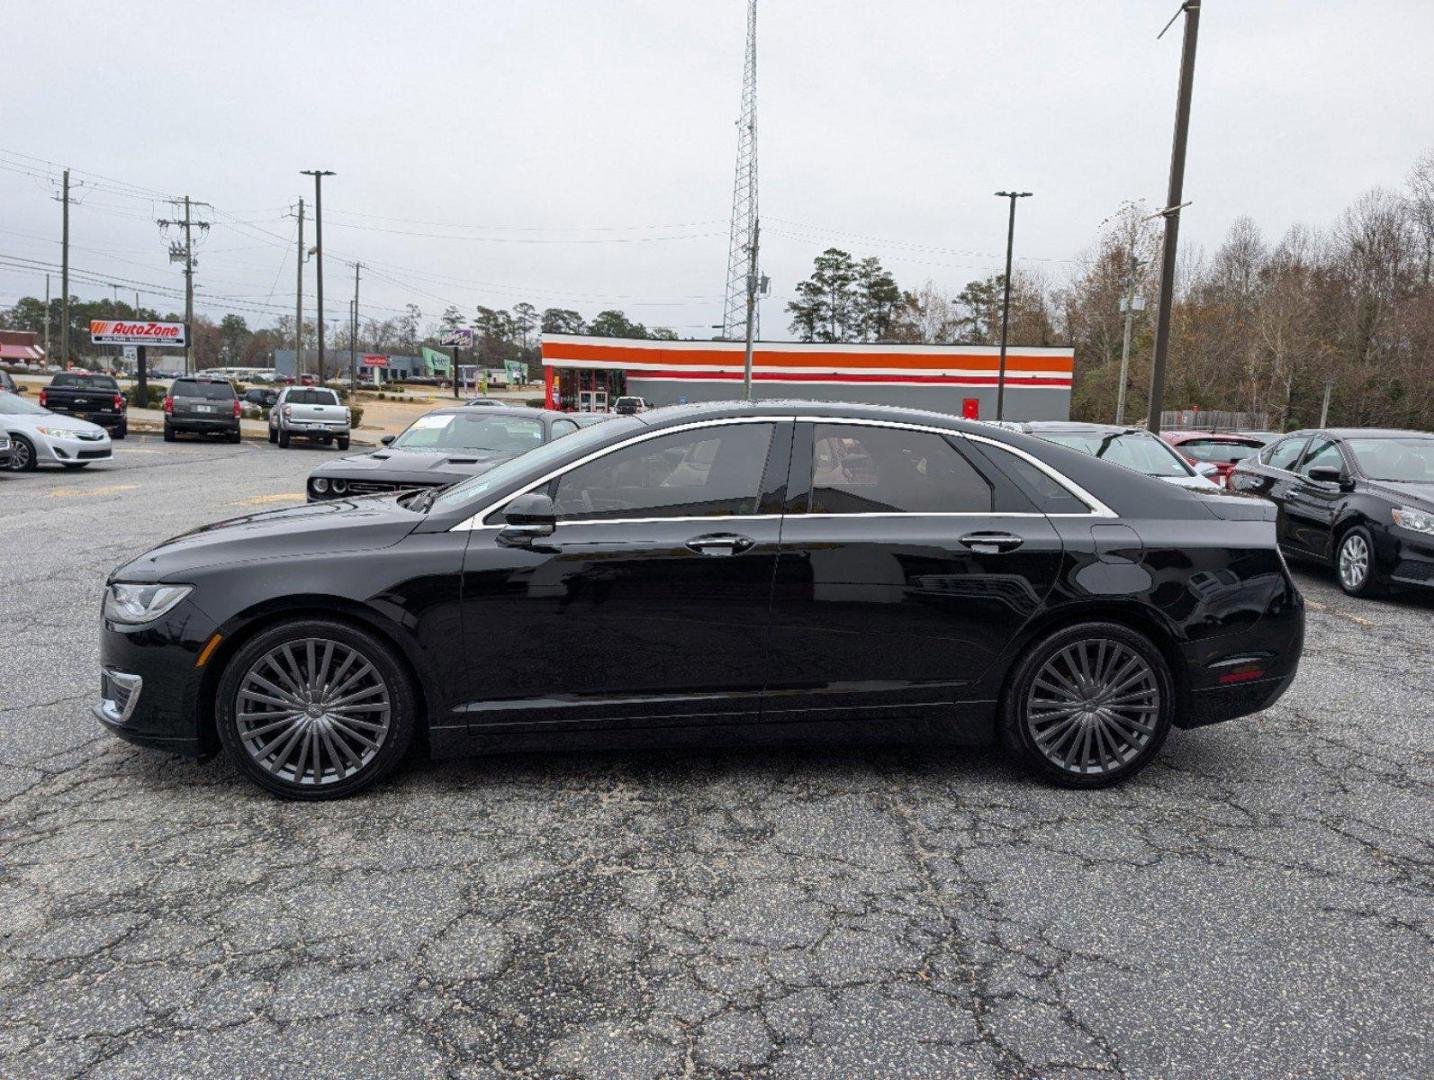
[0,344,44,361]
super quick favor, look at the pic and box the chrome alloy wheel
[1338,533,1369,591]
[1024,638,1160,777]
[235,637,392,786]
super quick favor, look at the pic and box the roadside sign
[439,329,473,348]
[90,320,187,347]
[363,354,390,368]
[122,345,138,364]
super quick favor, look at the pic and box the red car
[1160,431,1268,487]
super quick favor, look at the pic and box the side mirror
[1194,461,1220,478]
[380,434,395,446]
[497,492,557,547]
[1307,465,1347,487]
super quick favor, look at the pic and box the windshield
[1176,438,1263,464]
[1039,430,1192,477]
[0,391,48,415]
[1344,437,1434,483]
[391,412,544,453]
[286,389,340,405]
[430,415,644,512]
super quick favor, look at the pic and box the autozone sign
[90,320,187,347]
[363,354,390,367]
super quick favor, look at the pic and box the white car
[1022,422,1221,490]
[1,390,114,471]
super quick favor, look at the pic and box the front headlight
[104,583,194,625]
[34,425,86,438]
[312,477,330,495]
[331,479,348,494]
[1392,506,1434,534]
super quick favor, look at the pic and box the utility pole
[157,196,211,374]
[43,274,50,360]
[993,190,1032,421]
[1115,250,1144,425]
[293,197,305,377]
[742,221,760,400]
[1146,0,1201,435]
[59,169,70,367]
[1319,379,1334,427]
[350,262,361,400]
[301,170,335,383]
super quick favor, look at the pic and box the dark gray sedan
[305,405,584,501]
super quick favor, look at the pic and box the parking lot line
[48,484,139,498]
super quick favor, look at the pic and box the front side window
[1264,437,1307,471]
[1298,438,1342,477]
[552,423,773,521]
[807,424,993,514]
[392,413,543,453]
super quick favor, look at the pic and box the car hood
[110,495,420,583]
[4,412,107,437]
[310,448,515,486]
[1364,479,1434,509]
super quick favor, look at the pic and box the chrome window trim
[452,413,1114,531]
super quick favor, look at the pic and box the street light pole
[301,170,335,384]
[993,191,1032,421]
[1146,0,1201,435]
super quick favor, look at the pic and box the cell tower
[721,0,759,341]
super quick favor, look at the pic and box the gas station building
[541,335,1074,420]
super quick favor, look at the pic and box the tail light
[113,393,125,411]
[163,395,174,414]
[39,388,47,406]
[232,398,242,418]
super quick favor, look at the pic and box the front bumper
[1384,526,1434,589]
[36,433,113,463]
[94,602,216,757]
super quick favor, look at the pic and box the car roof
[1291,427,1432,440]
[422,404,564,419]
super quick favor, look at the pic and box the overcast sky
[3,0,1431,340]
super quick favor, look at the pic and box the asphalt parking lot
[1,438,1430,1080]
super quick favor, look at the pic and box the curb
[126,420,376,448]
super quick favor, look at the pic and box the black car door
[455,419,789,734]
[1232,435,1308,548]
[1284,436,1347,557]
[762,421,1065,731]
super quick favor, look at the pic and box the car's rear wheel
[215,619,417,800]
[278,427,291,448]
[114,422,127,440]
[336,436,350,451]
[163,424,176,442]
[9,434,36,471]
[268,425,277,444]
[1003,622,1173,788]
[1335,525,1384,597]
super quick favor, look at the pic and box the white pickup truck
[269,387,351,449]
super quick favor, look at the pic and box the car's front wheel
[9,434,36,471]
[215,619,417,800]
[1003,621,1174,788]
[1335,525,1384,597]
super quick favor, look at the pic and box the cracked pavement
[1,438,1431,1078]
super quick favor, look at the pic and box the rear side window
[286,389,340,405]
[1264,437,1307,471]
[552,422,774,521]
[806,424,993,514]
[972,443,1091,514]
[173,380,236,400]
[551,419,579,438]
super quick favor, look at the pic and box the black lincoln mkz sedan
[1228,427,1434,596]
[98,401,1305,799]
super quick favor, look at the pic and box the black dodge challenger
[97,401,1305,799]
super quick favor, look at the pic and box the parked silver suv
[268,386,351,449]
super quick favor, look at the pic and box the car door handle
[686,533,755,556]
[959,532,1024,554]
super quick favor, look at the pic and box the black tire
[215,618,417,800]
[1334,524,1385,597]
[336,436,350,451]
[228,430,243,444]
[9,434,37,471]
[113,423,127,440]
[268,425,277,444]
[1002,621,1174,788]
[278,427,291,448]
[62,462,90,469]
[163,424,177,443]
